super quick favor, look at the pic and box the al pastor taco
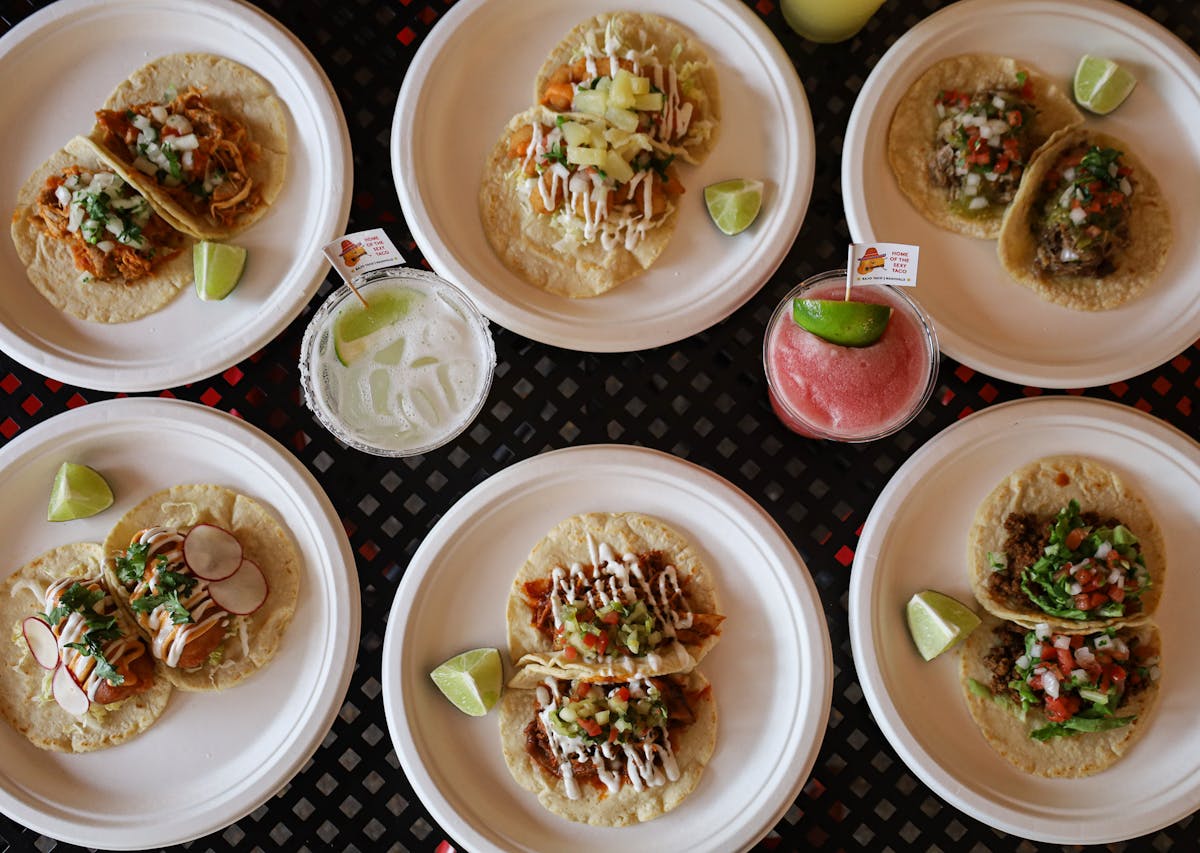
[498,669,716,825]
[89,53,288,240]
[506,512,723,685]
[101,484,300,691]
[961,614,1161,777]
[996,127,1171,310]
[534,12,720,164]
[0,543,171,752]
[887,55,1082,238]
[968,456,1163,631]
[10,136,193,323]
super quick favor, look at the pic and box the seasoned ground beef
[983,622,1028,701]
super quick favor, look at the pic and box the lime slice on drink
[905,591,981,661]
[703,179,763,235]
[47,462,114,522]
[333,288,419,366]
[194,241,247,301]
[792,298,892,347]
[429,647,502,716]
[1073,55,1136,115]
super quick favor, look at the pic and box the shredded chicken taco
[0,543,171,752]
[996,127,1171,310]
[101,484,300,691]
[506,512,723,686]
[499,669,716,825]
[89,53,288,240]
[961,614,1160,777]
[10,136,193,323]
[968,456,1164,631]
[887,55,1081,238]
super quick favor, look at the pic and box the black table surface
[1,0,1198,850]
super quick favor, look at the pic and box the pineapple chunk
[572,88,608,117]
[566,146,607,168]
[609,72,636,109]
[604,106,639,132]
[630,75,651,95]
[604,150,634,183]
[590,125,607,150]
[561,121,591,147]
[633,92,664,111]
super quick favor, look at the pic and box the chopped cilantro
[162,145,182,180]
[1015,70,1028,86]
[544,144,569,167]
[115,542,151,586]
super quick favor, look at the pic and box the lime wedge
[333,288,420,366]
[703,179,764,236]
[194,241,247,301]
[792,298,892,347]
[429,647,502,716]
[1073,55,1137,115]
[905,591,981,661]
[47,462,114,522]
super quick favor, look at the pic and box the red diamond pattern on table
[21,396,40,415]
[0,374,19,394]
[224,366,244,385]
[200,388,222,406]
[396,27,415,45]
[835,545,855,567]
[0,418,17,439]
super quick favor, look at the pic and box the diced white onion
[1149,665,1161,681]
[182,150,194,171]
[164,113,192,134]
[96,240,115,254]
[170,133,199,151]
[966,172,982,187]
[1119,177,1132,196]
[150,105,169,124]
[1059,186,1074,208]
[54,185,72,207]
[1063,167,1076,182]
[132,114,152,132]
[1035,623,1051,640]
[133,156,157,176]
[1113,638,1129,656]
[1042,670,1060,699]
[1068,582,1082,595]
[1071,668,1088,681]
[1094,635,1113,650]
[1075,647,1095,666]
[105,218,123,237]
[66,205,84,232]
[1108,163,1118,177]
[1095,542,1112,559]
[1015,655,1030,670]
[992,95,1006,110]
[1069,207,1088,225]
[1053,635,1071,649]
[968,196,989,209]
[1061,246,1079,262]
[1030,643,1044,659]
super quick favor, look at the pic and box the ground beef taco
[961,613,1161,777]
[506,512,723,686]
[89,53,288,240]
[498,669,716,825]
[10,136,193,323]
[887,54,1081,238]
[0,543,171,752]
[968,456,1164,631]
[101,484,300,691]
[996,127,1171,310]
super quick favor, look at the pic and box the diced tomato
[1056,648,1075,673]
[1040,645,1057,662]
[1027,673,1043,690]
[1117,165,1132,177]
[1069,635,1084,649]
[563,645,578,661]
[1075,568,1094,587]
[1020,78,1034,100]
[1086,200,1103,214]
[596,633,609,655]
[1065,528,1087,550]
[161,125,180,138]
[573,682,591,701]
[1106,663,1127,685]
[616,687,631,702]
[1006,110,1023,127]
[995,154,1010,174]
[1108,584,1125,603]
[579,718,602,737]
[601,610,621,625]
[608,727,619,743]
[1044,694,1081,723]
[582,633,598,648]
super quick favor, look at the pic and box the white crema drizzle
[43,576,146,702]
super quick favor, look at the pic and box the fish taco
[506,512,723,686]
[89,53,288,240]
[887,54,1082,238]
[996,127,1171,310]
[498,669,716,825]
[101,484,300,691]
[961,613,1161,777]
[968,456,1164,631]
[0,543,171,752]
[10,136,193,323]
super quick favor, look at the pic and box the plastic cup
[781,0,884,43]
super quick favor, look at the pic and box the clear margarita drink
[300,268,496,456]
[763,270,938,442]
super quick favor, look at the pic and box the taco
[961,614,1161,777]
[89,53,288,240]
[533,12,720,164]
[0,543,171,752]
[101,484,300,691]
[506,512,723,684]
[968,456,1163,631]
[479,106,685,298]
[887,55,1082,238]
[10,136,193,323]
[498,669,716,825]
[996,127,1170,310]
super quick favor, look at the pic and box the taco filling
[986,499,1150,622]
[94,87,263,229]
[929,75,1037,216]
[969,620,1159,742]
[524,674,704,799]
[32,166,184,284]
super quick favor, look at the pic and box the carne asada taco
[887,55,1082,238]
[961,614,1160,777]
[10,136,193,323]
[479,106,685,298]
[89,53,288,240]
[506,512,723,685]
[0,543,171,752]
[101,484,300,691]
[996,127,1170,310]
[499,669,716,824]
[534,12,720,164]
[968,456,1163,631]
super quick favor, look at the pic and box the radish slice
[208,559,268,615]
[52,664,90,716]
[22,617,59,670]
[183,524,243,580]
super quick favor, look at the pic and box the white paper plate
[843,0,1200,388]
[392,0,813,352]
[0,0,352,392]
[382,445,831,851]
[0,398,360,849]
[849,396,1200,843]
